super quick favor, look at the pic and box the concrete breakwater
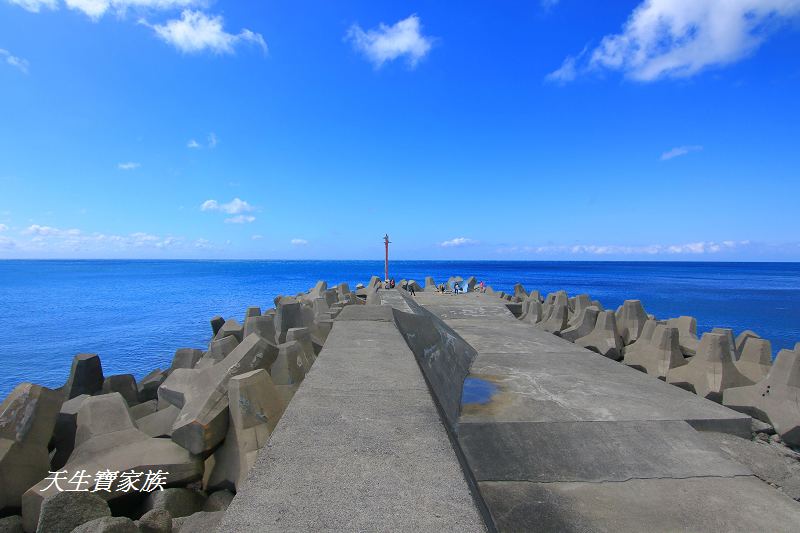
[1,274,799,532]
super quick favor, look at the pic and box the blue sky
[1,0,799,260]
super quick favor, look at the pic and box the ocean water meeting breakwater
[1,275,799,532]
[1,260,799,398]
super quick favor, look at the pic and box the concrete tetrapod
[137,369,167,403]
[711,328,737,359]
[665,316,700,357]
[161,333,278,455]
[733,337,772,383]
[216,319,244,343]
[170,349,204,371]
[0,383,61,511]
[520,300,544,325]
[540,303,569,334]
[100,375,138,406]
[622,319,658,364]
[210,316,225,337]
[195,336,239,370]
[575,310,623,361]
[274,301,306,343]
[735,330,761,355]
[567,294,591,325]
[206,369,288,491]
[22,393,202,532]
[424,276,437,292]
[465,276,477,292]
[559,306,599,343]
[624,325,686,380]
[512,283,527,301]
[616,300,648,345]
[269,340,312,386]
[50,394,90,470]
[667,333,754,403]
[243,315,277,346]
[724,347,800,445]
[63,354,104,400]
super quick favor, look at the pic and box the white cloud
[440,237,477,248]
[660,145,703,160]
[201,197,254,215]
[66,0,201,20]
[187,139,200,149]
[187,133,217,149]
[224,215,255,224]
[497,240,751,256]
[145,10,267,55]
[346,14,433,68]
[0,224,8,232]
[117,161,140,170]
[24,224,81,237]
[550,0,800,82]
[0,48,30,74]
[546,55,578,84]
[6,0,57,13]
[290,238,308,246]
[251,234,263,240]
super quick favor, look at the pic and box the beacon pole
[383,234,390,282]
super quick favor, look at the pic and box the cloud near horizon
[201,198,257,224]
[548,0,800,82]
[290,238,308,246]
[117,161,140,170]
[346,14,433,69]
[440,237,477,248]
[496,240,758,256]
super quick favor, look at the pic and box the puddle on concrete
[461,376,499,405]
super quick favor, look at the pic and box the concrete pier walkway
[402,291,800,532]
[220,303,485,532]
[222,290,800,532]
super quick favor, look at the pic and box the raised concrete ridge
[398,291,800,532]
[220,302,485,532]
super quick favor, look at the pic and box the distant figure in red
[479,280,486,293]
[390,278,395,289]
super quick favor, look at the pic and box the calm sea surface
[0,260,798,398]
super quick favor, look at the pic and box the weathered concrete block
[540,303,569,334]
[367,276,382,292]
[616,300,648,345]
[64,354,104,399]
[734,330,761,355]
[560,307,600,343]
[170,349,203,371]
[512,283,527,300]
[35,492,111,533]
[308,280,327,300]
[100,374,138,405]
[286,327,317,364]
[209,315,225,337]
[424,276,437,292]
[136,404,180,438]
[520,300,544,325]
[568,294,591,324]
[169,333,277,455]
[0,383,61,511]
[72,516,138,533]
[575,311,623,361]
[50,393,90,470]
[203,490,234,512]
[407,280,423,293]
[171,511,223,533]
[621,319,657,361]
[734,337,772,383]
[142,488,206,519]
[245,306,261,319]
[23,392,202,532]
[275,301,306,343]
[465,276,477,292]
[0,515,23,533]
[207,369,288,491]
[270,340,310,386]
[216,319,243,343]
[136,508,172,533]
[624,325,686,380]
[137,369,167,403]
[665,316,699,357]
[366,288,381,305]
[711,328,737,360]
[724,347,800,445]
[243,314,277,346]
[667,333,753,403]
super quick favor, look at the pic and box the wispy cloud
[0,48,30,74]
[548,0,800,82]
[290,238,308,246]
[346,14,433,69]
[117,161,140,170]
[143,10,267,55]
[187,132,217,149]
[440,237,477,248]
[660,145,703,161]
[4,224,185,253]
[496,240,754,256]
[251,234,263,240]
[6,0,57,13]
[0,224,9,232]
[201,198,257,223]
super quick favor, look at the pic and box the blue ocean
[1,260,798,398]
